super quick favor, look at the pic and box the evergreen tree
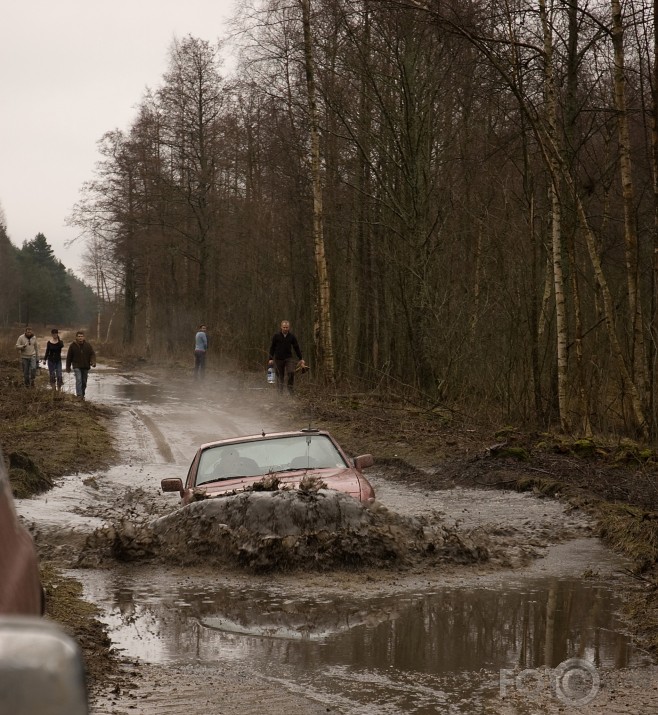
[0,224,20,326]
[19,233,74,324]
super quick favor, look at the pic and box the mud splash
[78,489,490,572]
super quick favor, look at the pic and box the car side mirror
[161,477,184,494]
[354,454,374,470]
[0,616,88,715]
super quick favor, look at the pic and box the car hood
[199,467,362,499]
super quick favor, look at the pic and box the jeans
[274,357,296,394]
[47,359,63,389]
[73,368,89,397]
[21,356,36,386]
[194,350,206,379]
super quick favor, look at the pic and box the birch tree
[300,0,336,381]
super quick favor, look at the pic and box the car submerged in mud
[161,428,375,505]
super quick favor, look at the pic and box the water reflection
[84,373,169,405]
[72,551,651,715]
[79,570,643,673]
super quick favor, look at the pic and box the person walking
[43,328,64,391]
[65,331,96,400]
[15,326,39,387]
[268,320,306,395]
[194,324,208,380]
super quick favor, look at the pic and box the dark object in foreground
[161,428,375,505]
[0,616,88,715]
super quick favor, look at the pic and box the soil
[3,355,658,714]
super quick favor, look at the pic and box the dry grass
[0,359,117,491]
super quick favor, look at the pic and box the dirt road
[16,366,658,714]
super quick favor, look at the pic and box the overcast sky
[1,0,237,278]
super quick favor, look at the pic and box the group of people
[18,320,307,399]
[193,319,307,395]
[16,327,96,399]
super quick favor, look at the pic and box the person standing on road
[268,320,306,395]
[194,324,208,380]
[15,326,39,387]
[43,328,64,391]
[65,331,96,400]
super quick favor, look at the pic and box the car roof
[197,429,329,452]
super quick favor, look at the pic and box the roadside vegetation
[0,334,119,691]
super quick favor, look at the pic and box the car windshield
[195,434,348,486]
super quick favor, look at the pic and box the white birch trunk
[611,0,648,400]
[300,0,335,381]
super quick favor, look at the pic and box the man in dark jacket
[268,320,306,394]
[65,331,96,399]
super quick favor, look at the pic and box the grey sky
[1,0,236,278]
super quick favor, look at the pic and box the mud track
[16,367,658,714]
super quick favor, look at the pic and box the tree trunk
[540,0,569,432]
[300,0,335,382]
[611,0,648,402]
[651,0,658,436]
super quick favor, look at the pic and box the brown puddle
[75,568,648,713]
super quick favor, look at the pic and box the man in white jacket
[15,326,39,387]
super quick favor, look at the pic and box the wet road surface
[15,365,658,714]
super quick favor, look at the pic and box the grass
[40,563,120,690]
[0,359,117,493]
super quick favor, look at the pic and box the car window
[195,435,348,485]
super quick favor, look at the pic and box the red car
[161,428,375,505]
[0,455,43,615]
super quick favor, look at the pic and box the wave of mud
[78,489,491,572]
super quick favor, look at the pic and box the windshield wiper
[197,475,240,485]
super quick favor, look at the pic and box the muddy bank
[0,358,117,493]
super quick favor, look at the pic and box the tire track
[130,409,175,463]
[92,663,332,715]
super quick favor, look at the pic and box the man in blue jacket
[194,324,208,380]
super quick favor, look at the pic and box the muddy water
[76,557,647,714]
[15,368,657,713]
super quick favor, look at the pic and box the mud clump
[79,489,489,573]
[8,451,53,498]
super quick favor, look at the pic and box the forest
[22,0,658,439]
[0,228,96,329]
